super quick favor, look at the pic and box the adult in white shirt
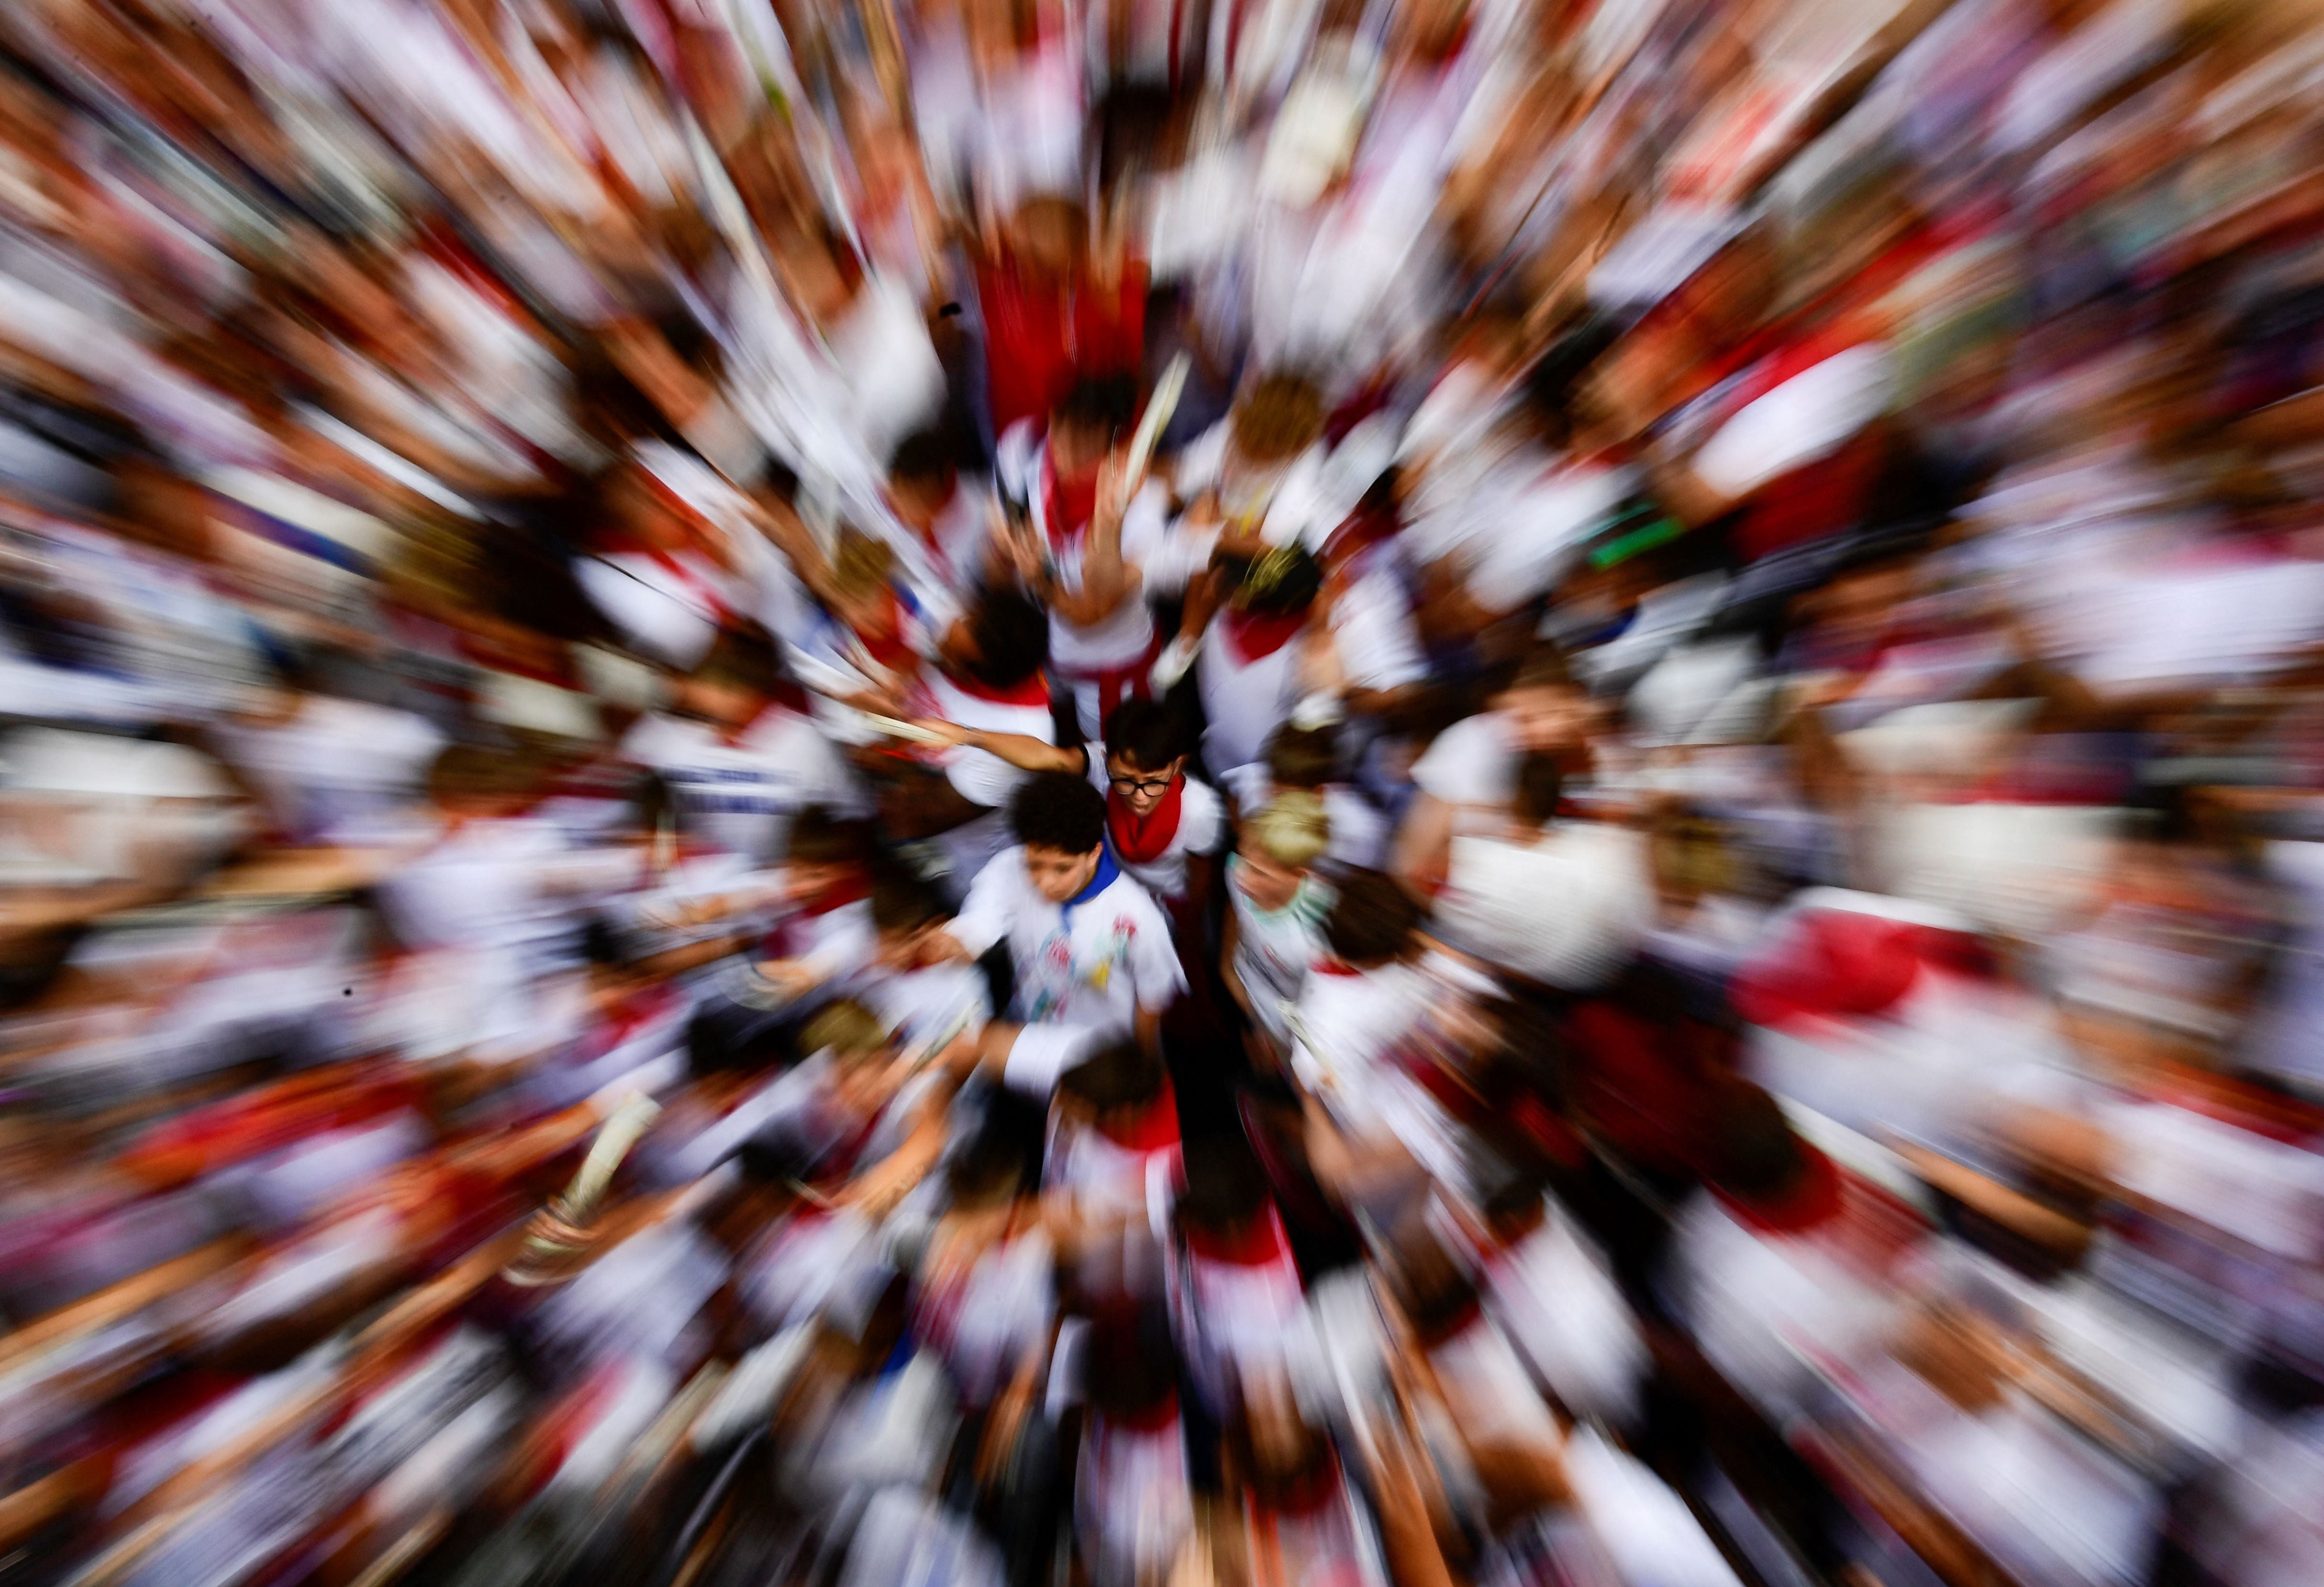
[933,772,1185,1097]
[620,635,867,864]
[993,380,1212,738]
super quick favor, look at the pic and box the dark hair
[426,743,533,809]
[1057,1039,1166,1115]
[962,587,1050,689]
[1390,1220,1479,1343]
[785,807,866,867]
[693,624,783,700]
[1175,1136,1270,1238]
[887,429,957,488]
[1512,750,1564,827]
[870,874,947,935]
[945,1114,1036,1208]
[1102,697,1185,772]
[1322,869,1423,966]
[1080,1305,1179,1419]
[1265,725,1339,790]
[1231,543,1323,616]
[1704,1079,1806,1203]
[1053,375,1137,441]
[1011,771,1106,855]
[1509,644,1577,694]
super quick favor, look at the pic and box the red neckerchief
[797,870,871,917]
[1717,1144,1843,1237]
[1042,448,1100,550]
[940,664,1050,708]
[1222,605,1308,664]
[1107,774,1185,864]
[1182,1206,1288,1266]
[1095,1080,1180,1151]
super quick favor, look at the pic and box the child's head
[943,586,1049,690]
[1101,698,1188,816]
[1496,645,1587,756]
[828,527,899,644]
[1054,1039,1168,1136]
[885,428,958,523]
[1321,868,1423,969]
[870,873,951,970]
[943,1110,1040,1213]
[1701,1077,1809,1207]
[1264,724,1339,791]
[1175,1135,1272,1243]
[1224,542,1323,617]
[686,626,782,730]
[425,743,533,820]
[1010,771,1107,902]
[784,807,867,903]
[1229,372,1326,467]
[801,998,898,1114]
[1234,792,1329,912]
[1048,375,1135,480]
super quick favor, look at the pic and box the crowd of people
[7,0,2324,1582]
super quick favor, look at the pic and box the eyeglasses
[1108,772,1175,797]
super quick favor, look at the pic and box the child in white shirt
[935,772,1184,1097]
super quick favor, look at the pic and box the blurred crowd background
[5,0,2324,1583]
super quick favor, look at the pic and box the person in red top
[976,195,1149,439]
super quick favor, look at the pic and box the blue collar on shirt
[1059,849,1119,926]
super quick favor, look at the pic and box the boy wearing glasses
[1094,698,1224,910]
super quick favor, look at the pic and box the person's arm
[1043,456,1143,626]
[1219,903,1253,1018]
[913,719,1087,775]
[1134,1001,1164,1059]
[1391,792,1457,895]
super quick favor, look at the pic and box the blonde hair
[801,999,889,1061]
[831,527,895,601]
[1247,791,1330,869]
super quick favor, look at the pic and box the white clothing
[946,849,1185,1095]
[1094,771,1224,904]
[216,697,444,843]
[621,708,868,862]
[1230,871,1332,1046]
[576,549,731,670]
[1434,823,1654,991]
[1410,710,1521,808]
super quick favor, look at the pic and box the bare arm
[1390,793,1457,895]
[914,719,1088,775]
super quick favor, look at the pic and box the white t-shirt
[1410,710,1521,808]
[993,421,1211,676]
[1230,872,1332,1045]
[1198,565,1426,775]
[1434,823,1654,991]
[216,696,444,842]
[621,708,868,862]
[946,848,1185,1095]
[576,549,731,670]
[1090,769,1225,904]
[925,668,1066,811]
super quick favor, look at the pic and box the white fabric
[621,708,869,861]
[947,849,1185,1093]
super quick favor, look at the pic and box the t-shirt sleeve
[1127,894,1189,1013]
[1183,778,1227,856]
[1002,1022,1103,1097]
[1127,486,1215,596]
[1332,575,1426,693]
[947,850,1017,958]
[1410,714,1501,805]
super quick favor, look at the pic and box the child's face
[1024,843,1102,903]
[1105,753,1181,816]
[1501,683,1587,755]
[1233,843,1306,913]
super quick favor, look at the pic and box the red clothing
[978,258,1149,436]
